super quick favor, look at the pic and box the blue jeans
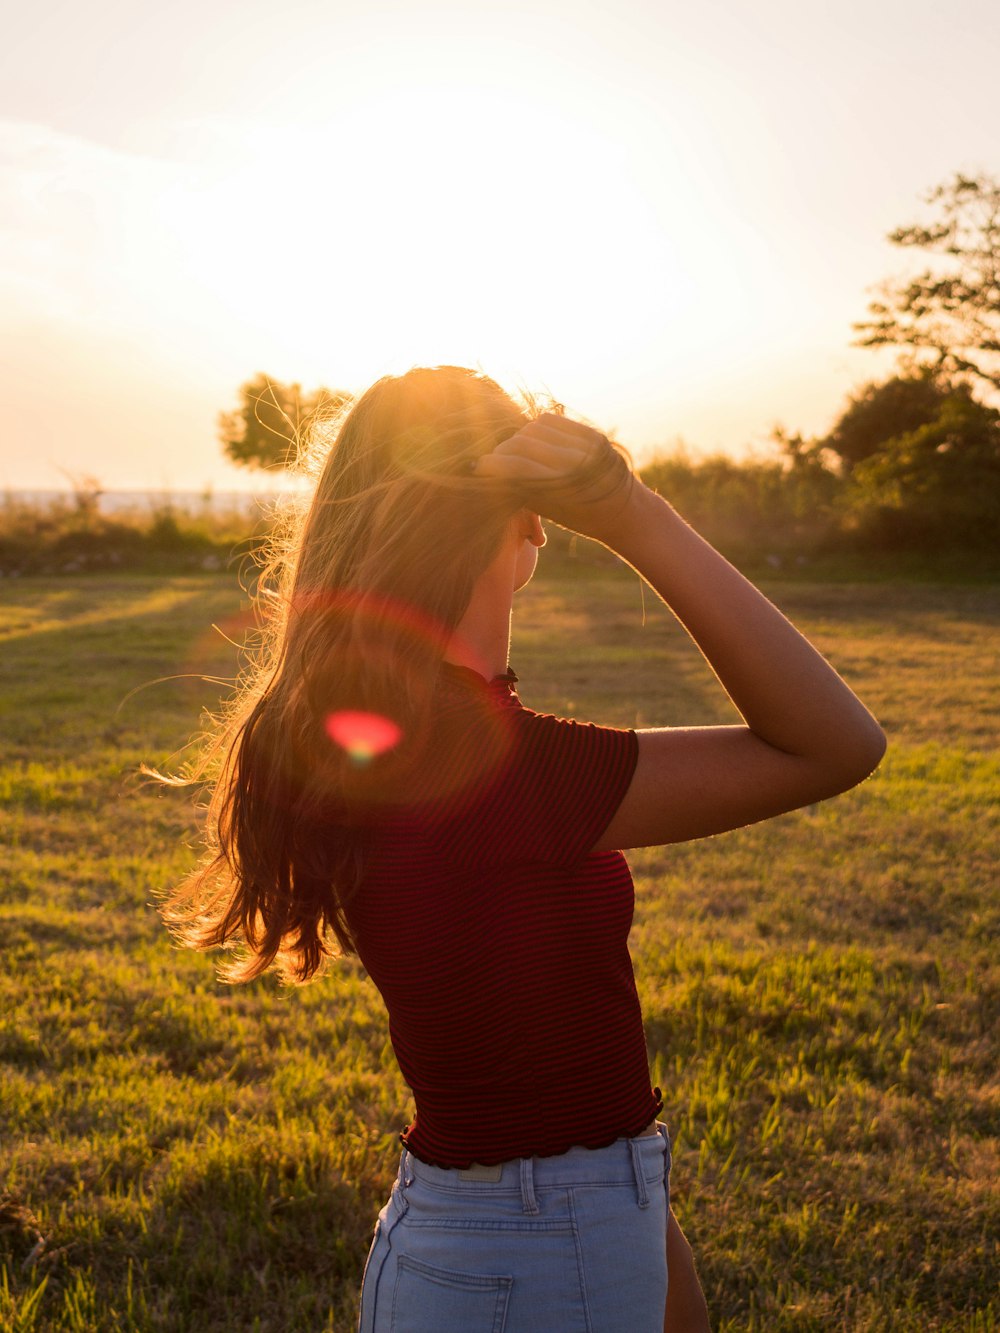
[358,1123,671,1332]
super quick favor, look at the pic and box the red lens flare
[325,710,403,763]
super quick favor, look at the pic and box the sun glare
[161,80,704,395]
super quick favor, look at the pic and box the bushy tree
[219,374,352,471]
[848,390,1000,549]
[818,371,968,471]
[854,172,1000,396]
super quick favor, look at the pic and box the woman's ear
[522,510,546,548]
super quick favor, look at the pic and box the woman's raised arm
[474,414,887,851]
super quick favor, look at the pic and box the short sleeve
[427,705,639,869]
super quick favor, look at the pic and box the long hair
[151,366,536,984]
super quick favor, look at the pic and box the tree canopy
[219,374,352,471]
[854,172,1000,395]
[818,371,968,471]
[848,390,1000,549]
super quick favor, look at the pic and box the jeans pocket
[391,1254,512,1332]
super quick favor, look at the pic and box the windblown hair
[152,366,538,984]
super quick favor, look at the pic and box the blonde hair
[152,366,536,983]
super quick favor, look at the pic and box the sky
[1,0,998,491]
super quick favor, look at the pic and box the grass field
[1,565,997,1331]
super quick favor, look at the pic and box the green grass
[1,568,997,1331]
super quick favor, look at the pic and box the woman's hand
[472,413,640,547]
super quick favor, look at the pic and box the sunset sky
[2,0,998,491]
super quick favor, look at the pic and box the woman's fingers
[529,412,606,446]
[474,436,588,479]
[472,452,565,480]
[475,414,606,478]
[506,414,608,455]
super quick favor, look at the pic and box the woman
[158,366,885,1331]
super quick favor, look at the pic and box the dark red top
[344,662,662,1168]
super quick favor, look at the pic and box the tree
[848,390,1000,550]
[219,374,352,471]
[818,370,968,471]
[854,172,1000,395]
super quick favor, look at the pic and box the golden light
[157,79,706,397]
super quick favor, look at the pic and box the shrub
[846,393,1000,552]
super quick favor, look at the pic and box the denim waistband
[397,1122,671,1215]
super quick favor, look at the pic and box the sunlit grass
[0,569,997,1330]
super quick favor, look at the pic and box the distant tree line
[219,173,1000,567]
[638,369,999,566]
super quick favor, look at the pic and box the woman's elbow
[855,716,888,777]
[827,719,888,794]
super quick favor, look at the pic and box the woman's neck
[443,604,513,681]
[443,549,516,680]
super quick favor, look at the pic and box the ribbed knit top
[344,662,662,1168]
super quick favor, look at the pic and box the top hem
[399,1090,665,1171]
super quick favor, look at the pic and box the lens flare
[325,710,403,763]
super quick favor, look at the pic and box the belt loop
[656,1121,672,1177]
[657,1122,672,1215]
[391,1147,413,1220]
[519,1156,539,1215]
[629,1137,650,1209]
[400,1147,414,1189]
